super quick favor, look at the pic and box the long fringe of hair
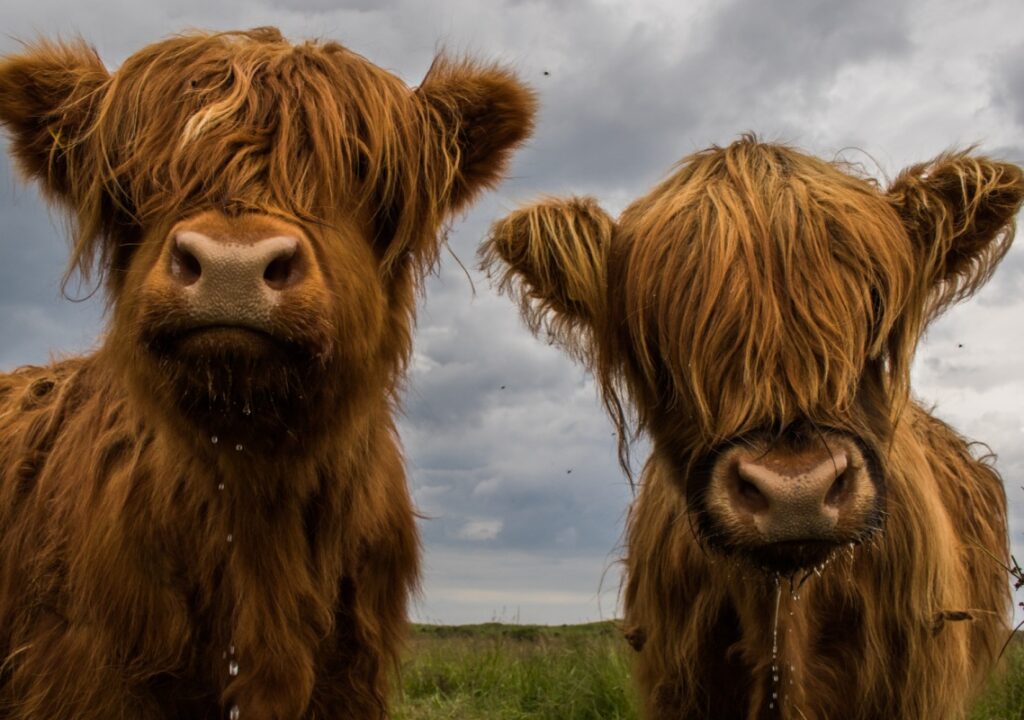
[41,28,489,289]
[482,136,1023,719]
[603,139,922,447]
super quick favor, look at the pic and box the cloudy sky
[1,0,1023,625]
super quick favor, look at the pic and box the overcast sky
[1,0,1022,625]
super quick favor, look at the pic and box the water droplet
[772,692,778,699]
[769,702,774,710]
[228,659,239,676]
[235,444,243,452]
[229,705,240,720]
[773,674,779,682]
[243,404,252,416]
[227,534,234,544]
[771,577,781,659]
[229,644,235,655]
[218,482,225,491]
[211,436,219,444]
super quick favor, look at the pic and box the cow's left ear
[887,152,1024,316]
[416,57,537,214]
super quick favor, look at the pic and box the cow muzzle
[699,434,883,574]
[168,229,307,332]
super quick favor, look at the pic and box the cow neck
[729,552,856,720]
[84,348,392,716]
[139,389,384,718]
[197,418,368,717]
[766,576,812,719]
[215,448,240,720]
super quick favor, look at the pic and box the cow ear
[480,196,614,360]
[887,152,1024,317]
[417,57,537,214]
[0,40,109,202]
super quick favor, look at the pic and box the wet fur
[0,28,535,719]
[0,358,416,718]
[625,405,1007,719]
[482,137,1024,719]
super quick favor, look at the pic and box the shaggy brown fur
[482,137,1024,719]
[0,28,535,719]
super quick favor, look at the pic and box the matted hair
[605,139,920,445]
[0,27,535,718]
[481,135,1024,719]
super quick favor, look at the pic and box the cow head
[0,29,535,450]
[482,137,1023,575]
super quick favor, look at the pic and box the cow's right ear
[0,40,108,201]
[480,196,614,358]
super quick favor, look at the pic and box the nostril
[738,478,764,504]
[825,470,849,508]
[734,475,770,514]
[170,243,202,286]
[263,251,299,291]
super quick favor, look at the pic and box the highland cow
[481,137,1024,719]
[0,28,534,719]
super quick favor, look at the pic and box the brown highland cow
[0,28,534,719]
[482,137,1024,719]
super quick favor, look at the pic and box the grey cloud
[995,45,1024,128]
[1,0,1022,625]
[0,156,67,304]
[502,0,913,200]
[0,141,104,368]
[986,247,1024,303]
[401,310,631,555]
[414,547,622,625]
[258,0,393,13]
[918,353,1024,395]
[399,217,633,559]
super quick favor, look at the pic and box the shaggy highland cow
[482,137,1024,719]
[0,28,534,719]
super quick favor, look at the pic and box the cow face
[482,138,1023,574]
[0,29,535,448]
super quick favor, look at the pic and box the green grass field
[393,622,1024,719]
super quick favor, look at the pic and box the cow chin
[140,322,333,440]
[695,511,884,578]
[731,537,867,577]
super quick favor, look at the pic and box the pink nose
[725,450,856,541]
[166,230,309,330]
[170,231,304,292]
